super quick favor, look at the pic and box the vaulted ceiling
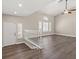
[2,0,76,16]
[40,0,76,16]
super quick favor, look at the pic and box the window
[38,21,51,32]
[38,16,52,32]
[49,22,52,32]
[38,21,42,32]
[43,22,49,32]
[17,23,23,39]
[43,16,48,21]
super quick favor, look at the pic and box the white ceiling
[40,0,76,16]
[2,0,55,16]
[2,0,76,16]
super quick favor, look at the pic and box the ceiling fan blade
[69,9,76,11]
[59,11,72,15]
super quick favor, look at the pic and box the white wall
[54,12,76,37]
[3,22,17,47]
[3,13,54,34]
[2,13,54,46]
[2,11,76,47]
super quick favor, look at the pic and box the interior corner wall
[54,12,76,37]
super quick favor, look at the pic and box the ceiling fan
[57,0,76,14]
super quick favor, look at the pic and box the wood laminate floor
[2,35,76,59]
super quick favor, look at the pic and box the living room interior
[2,0,76,59]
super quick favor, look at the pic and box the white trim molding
[54,33,76,37]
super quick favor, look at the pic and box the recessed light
[19,3,22,7]
[14,12,17,14]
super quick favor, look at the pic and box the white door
[3,22,17,47]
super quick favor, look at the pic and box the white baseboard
[2,39,24,47]
[2,42,24,47]
[2,43,16,47]
[40,33,55,37]
[54,33,76,37]
[15,42,24,44]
